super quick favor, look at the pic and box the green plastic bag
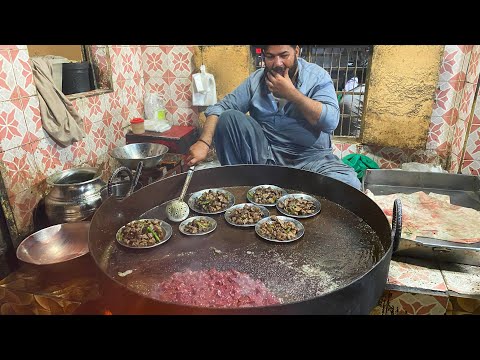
[342,153,379,180]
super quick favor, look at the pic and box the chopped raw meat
[154,269,280,308]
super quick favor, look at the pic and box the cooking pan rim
[90,164,394,313]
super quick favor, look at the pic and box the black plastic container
[62,61,94,95]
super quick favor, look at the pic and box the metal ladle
[165,166,195,222]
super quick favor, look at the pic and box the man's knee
[216,110,249,135]
[218,110,245,124]
[346,175,362,190]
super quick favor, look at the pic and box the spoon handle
[178,166,195,201]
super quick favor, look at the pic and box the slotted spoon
[165,166,195,222]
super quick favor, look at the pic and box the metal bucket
[45,167,105,225]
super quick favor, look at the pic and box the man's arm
[287,90,323,127]
[186,74,254,166]
[186,114,218,166]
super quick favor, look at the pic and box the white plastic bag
[192,65,217,106]
[144,93,167,121]
[144,119,171,133]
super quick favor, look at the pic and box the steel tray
[363,169,480,266]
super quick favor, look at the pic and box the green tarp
[342,153,379,180]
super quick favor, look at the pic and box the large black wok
[89,165,401,314]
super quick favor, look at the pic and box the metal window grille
[301,45,372,137]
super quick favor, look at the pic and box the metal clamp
[131,161,144,194]
[107,166,134,198]
[391,199,402,252]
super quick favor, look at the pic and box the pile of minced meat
[155,269,280,308]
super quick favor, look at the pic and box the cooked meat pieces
[258,215,298,241]
[251,187,283,204]
[120,219,164,247]
[184,218,213,234]
[278,197,316,216]
[229,204,265,225]
[155,269,280,308]
[195,190,230,213]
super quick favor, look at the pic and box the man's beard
[268,55,298,79]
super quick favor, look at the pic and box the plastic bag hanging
[192,64,217,106]
[144,93,166,121]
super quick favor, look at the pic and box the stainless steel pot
[45,167,105,224]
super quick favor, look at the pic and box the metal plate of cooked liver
[116,218,172,248]
[188,188,235,215]
[224,203,270,227]
[255,215,305,243]
[276,194,321,218]
[246,185,287,207]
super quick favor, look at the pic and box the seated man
[186,45,361,190]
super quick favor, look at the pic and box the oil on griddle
[106,186,384,307]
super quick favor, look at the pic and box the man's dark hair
[260,45,298,52]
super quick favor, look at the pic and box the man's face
[264,45,299,78]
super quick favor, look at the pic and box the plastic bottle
[155,101,166,122]
[130,118,145,134]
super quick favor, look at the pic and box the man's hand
[186,140,210,166]
[265,67,296,100]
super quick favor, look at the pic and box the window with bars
[250,45,372,138]
[301,45,372,137]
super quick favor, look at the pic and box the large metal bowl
[16,222,90,265]
[110,143,169,169]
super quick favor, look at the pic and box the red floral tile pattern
[439,46,464,82]
[332,142,342,158]
[0,50,18,101]
[0,144,39,198]
[389,291,448,315]
[426,116,450,153]
[21,96,45,143]
[332,142,357,159]
[450,120,467,156]
[10,49,35,98]
[85,95,104,123]
[170,78,192,107]
[70,140,88,167]
[141,46,169,78]
[463,121,480,161]
[89,121,108,157]
[432,82,457,117]
[374,147,411,169]
[144,77,171,104]
[0,99,29,151]
[461,160,480,175]
[107,91,122,116]
[466,45,480,84]
[0,45,25,50]
[174,107,198,127]
[8,188,41,235]
[31,137,69,177]
[409,149,441,165]
[449,152,461,173]
[168,46,193,78]
[458,83,476,121]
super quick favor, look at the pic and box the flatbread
[365,190,480,244]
